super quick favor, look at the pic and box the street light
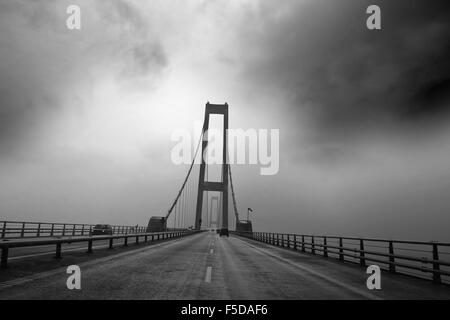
[247,208,253,221]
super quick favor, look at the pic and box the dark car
[91,224,113,236]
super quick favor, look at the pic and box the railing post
[339,237,344,261]
[302,235,305,252]
[1,222,6,239]
[124,237,128,246]
[145,235,148,242]
[81,224,85,236]
[323,237,328,257]
[136,235,139,245]
[37,223,41,237]
[109,238,114,249]
[432,243,441,284]
[72,224,76,236]
[55,243,62,259]
[50,223,54,237]
[311,236,315,254]
[1,247,9,268]
[293,235,297,250]
[62,224,66,236]
[287,235,290,248]
[389,241,396,272]
[359,239,366,267]
[87,239,93,253]
[281,234,285,247]
[21,222,25,238]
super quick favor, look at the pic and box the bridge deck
[0,232,449,299]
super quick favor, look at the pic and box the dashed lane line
[205,266,212,283]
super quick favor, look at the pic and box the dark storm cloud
[93,0,168,77]
[0,0,168,159]
[238,0,450,142]
[93,0,169,77]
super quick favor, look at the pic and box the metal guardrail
[0,230,198,268]
[0,220,149,239]
[232,231,450,285]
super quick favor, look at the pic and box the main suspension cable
[165,129,204,220]
[229,164,240,222]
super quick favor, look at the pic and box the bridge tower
[195,102,229,236]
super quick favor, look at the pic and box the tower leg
[220,106,229,237]
[195,115,209,230]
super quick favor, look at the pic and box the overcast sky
[1,0,449,241]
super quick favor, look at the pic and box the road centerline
[205,266,212,283]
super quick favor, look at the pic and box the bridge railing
[232,231,450,285]
[0,230,199,268]
[0,220,148,239]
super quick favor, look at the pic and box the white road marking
[205,266,212,283]
[233,237,382,300]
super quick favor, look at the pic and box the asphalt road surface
[1,232,449,299]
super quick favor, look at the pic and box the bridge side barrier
[0,230,200,268]
[231,231,450,285]
[0,220,151,239]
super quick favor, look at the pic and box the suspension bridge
[1,102,450,300]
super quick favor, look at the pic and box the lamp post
[247,208,253,221]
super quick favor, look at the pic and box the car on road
[91,224,113,236]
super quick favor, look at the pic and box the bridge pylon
[195,102,229,236]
